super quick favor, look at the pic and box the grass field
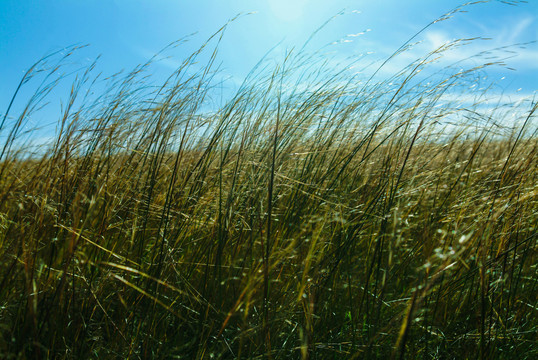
[0,14,537,359]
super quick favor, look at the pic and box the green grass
[0,12,537,360]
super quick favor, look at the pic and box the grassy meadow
[0,14,537,360]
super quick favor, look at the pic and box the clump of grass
[0,6,537,360]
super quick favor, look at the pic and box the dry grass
[0,8,537,360]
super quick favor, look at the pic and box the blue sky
[1,0,537,124]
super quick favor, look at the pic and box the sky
[0,0,537,129]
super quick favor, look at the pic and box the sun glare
[268,0,308,22]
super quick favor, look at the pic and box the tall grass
[0,9,537,360]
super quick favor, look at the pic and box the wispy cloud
[420,15,537,69]
[505,16,534,43]
[346,13,537,81]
